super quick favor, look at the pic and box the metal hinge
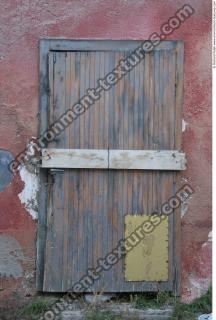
[50,169,64,174]
[53,52,57,64]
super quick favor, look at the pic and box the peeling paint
[182,119,188,132]
[0,235,23,278]
[180,176,189,183]
[18,166,39,219]
[181,201,188,218]
[188,275,211,301]
[21,270,36,296]
[181,186,193,218]
[208,231,212,242]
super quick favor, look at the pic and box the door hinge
[53,52,57,64]
[50,169,64,174]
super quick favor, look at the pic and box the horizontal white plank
[42,149,108,169]
[109,150,186,170]
[41,149,186,170]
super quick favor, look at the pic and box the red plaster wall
[0,0,211,305]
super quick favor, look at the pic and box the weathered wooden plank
[67,52,79,289]
[109,150,186,170]
[175,41,184,150]
[36,39,50,291]
[42,148,108,168]
[173,41,184,295]
[46,39,177,52]
[62,52,71,290]
[41,149,186,170]
[43,52,69,291]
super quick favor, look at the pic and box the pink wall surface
[0,0,211,306]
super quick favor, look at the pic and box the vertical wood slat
[63,52,70,290]
[173,41,184,295]
[40,50,54,290]
[42,41,184,292]
[36,39,50,290]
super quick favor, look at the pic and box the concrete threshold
[61,302,173,320]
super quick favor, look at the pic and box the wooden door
[37,40,184,293]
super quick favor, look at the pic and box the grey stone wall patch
[0,149,14,192]
[0,235,23,278]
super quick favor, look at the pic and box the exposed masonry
[0,149,14,192]
[0,235,23,278]
[188,275,211,301]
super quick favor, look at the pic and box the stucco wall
[0,0,211,306]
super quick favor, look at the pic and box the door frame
[37,39,183,294]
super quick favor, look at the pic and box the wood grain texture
[40,40,184,293]
[41,148,108,168]
[109,150,186,170]
[36,39,50,290]
[41,149,186,170]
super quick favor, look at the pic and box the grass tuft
[134,291,174,309]
[86,310,122,320]
[0,288,211,320]
[18,297,50,318]
[172,287,212,320]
